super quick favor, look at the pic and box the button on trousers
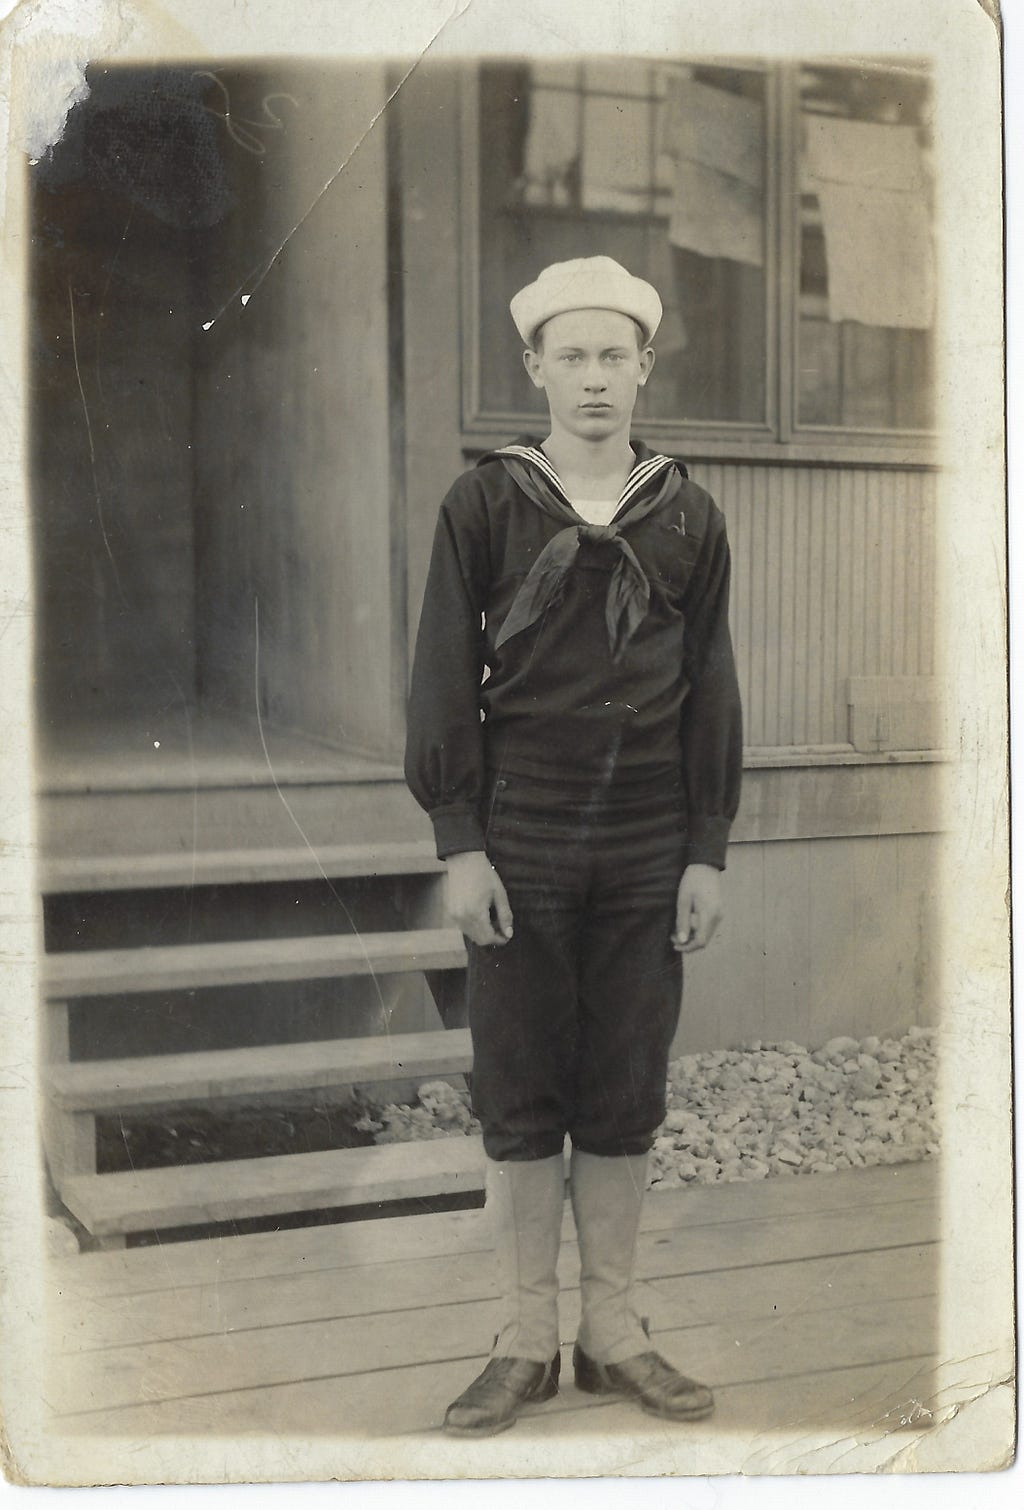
[467,770,687,1162]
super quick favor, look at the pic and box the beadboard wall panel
[687,463,939,751]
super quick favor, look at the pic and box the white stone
[822,1036,861,1058]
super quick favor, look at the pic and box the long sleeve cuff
[430,805,487,860]
[684,815,734,871]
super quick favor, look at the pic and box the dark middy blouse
[404,439,743,869]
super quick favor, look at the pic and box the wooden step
[40,840,445,894]
[60,1136,487,1236]
[43,927,467,999]
[48,1029,473,1111]
[39,780,431,864]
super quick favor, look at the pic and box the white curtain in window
[663,78,764,267]
[580,95,652,212]
[522,88,579,206]
[805,115,935,329]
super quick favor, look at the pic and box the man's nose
[583,364,607,390]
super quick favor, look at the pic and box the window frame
[458,59,939,468]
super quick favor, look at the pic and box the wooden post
[41,1000,98,1190]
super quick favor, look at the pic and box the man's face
[523,308,655,439]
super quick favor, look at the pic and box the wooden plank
[901,832,941,1023]
[39,758,945,870]
[56,1197,940,1370]
[54,1160,937,1298]
[60,1134,487,1236]
[806,837,857,1048]
[51,1349,936,1444]
[819,466,840,743]
[486,1359,936,1449]
[795,465,814,745]
[40,841,445,894]
[673,841,768,1053]
[891,469,908,678]
[56,1236,937,1355]
[865,465,883,676]
[732,760,945,843]
[791,467,811,742]
[724,463,750,747]
[36,706,406,795]
[762,839,812,1047]
[48,1028,473,1111]
[762,460,786,745]
[41,1000,98,1182]
[50,1289,937,1422]
[850,468,869,678]
[747,463,767,745]
[37,778,431,865]
[920,469,937,675]
[847,675,945,754]
[484,1354,938,1448]
[42,927,467,999]
[849,835,926,1039]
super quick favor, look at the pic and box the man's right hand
[445,851,514,947]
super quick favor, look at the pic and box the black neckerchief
[479,440,684,660]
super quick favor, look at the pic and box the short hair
[530,315,649,355]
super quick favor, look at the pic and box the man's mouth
[580,402,612,410]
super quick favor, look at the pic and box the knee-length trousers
[466,769,687,1162]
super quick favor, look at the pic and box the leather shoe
[443,1352,561,1436]
[573,1343,714,1421]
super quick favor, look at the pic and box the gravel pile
[358,1028,939,1188]
[650,1026,938,1190]
[355,1079,481,1143]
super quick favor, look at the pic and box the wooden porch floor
[47,1160,940,1457]
[36,704,404,793]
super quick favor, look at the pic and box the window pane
[797,64,935,430]
[583,58,651,97]
[476,62,768,426]
[580,95,653,213]
[530,60,579,90]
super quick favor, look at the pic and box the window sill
[743,745,950,770]
[462,430,940,471]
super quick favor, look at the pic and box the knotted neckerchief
[486,443,683,661]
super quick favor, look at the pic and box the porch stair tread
[48,1028,474,1110]
[40,839,444,894]
[43,927,467,999]
[61,1135,487,1236]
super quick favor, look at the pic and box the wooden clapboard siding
[688,462,940,750]
[675,830,938,1055]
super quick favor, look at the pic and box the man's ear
[638,345,656,387]
[523,348,545,389]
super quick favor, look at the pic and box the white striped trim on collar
[494,444,675,511]
[495,444,567,498]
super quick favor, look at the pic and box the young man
[405,257,743,1436]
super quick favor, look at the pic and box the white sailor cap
[509,257,663,346]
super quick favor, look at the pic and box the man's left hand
[673,864,724,953]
